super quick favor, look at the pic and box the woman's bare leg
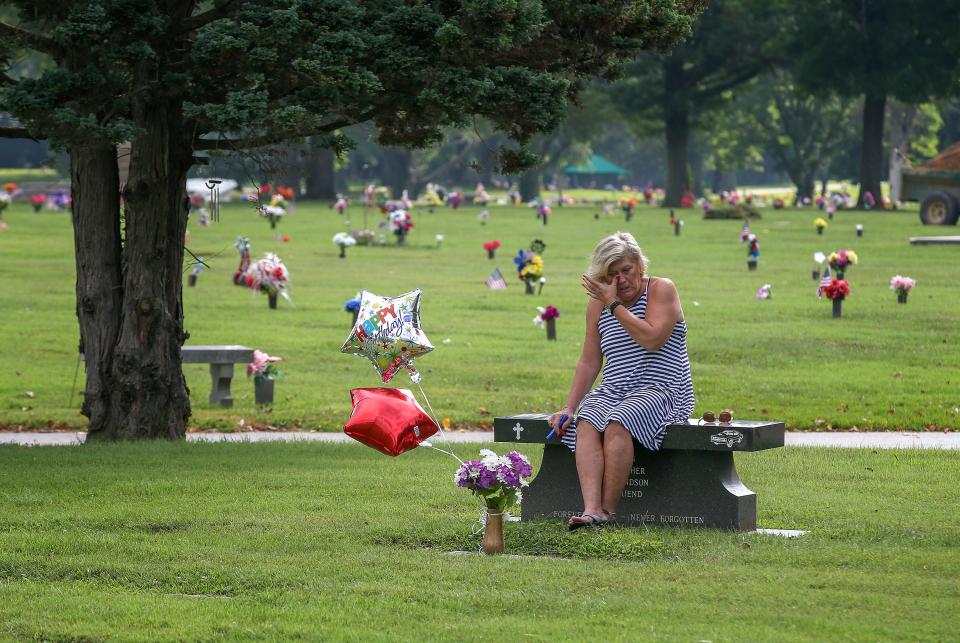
[571,419,605,522]
[601,421,634,515]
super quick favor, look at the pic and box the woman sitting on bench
[549,232,695,530]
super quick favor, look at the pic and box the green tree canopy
[786,0,960,207]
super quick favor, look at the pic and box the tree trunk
[888,104,916,202]
[303,141,336,200]
[86,84,193,441]
[857,95,887,209]
[71,143,123,432]
[519,168,541,201]
[380,147,412,200]
[796,173,815,202]
[282,142,303,198]
[663,58,689,207]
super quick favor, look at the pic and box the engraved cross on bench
[513,422,524,440]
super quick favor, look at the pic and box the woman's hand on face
[582,274,618,306]
[548,410,573,436]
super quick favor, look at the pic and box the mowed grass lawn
[0,442,958,640]
[0,199,958,430]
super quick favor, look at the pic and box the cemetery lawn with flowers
[0,199,957,431]
[0,441,957,640]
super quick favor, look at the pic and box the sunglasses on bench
[700,410,733,424]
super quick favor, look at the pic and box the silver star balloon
[340,289,434,382]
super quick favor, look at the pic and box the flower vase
[832,297,843,318]
[674,221,681,236]
[487,249,495,259]
[747,259,757,271]
[524,280,535,295]
[835,269,845,280]
[817,228,824,235]
[482,510,504,555]
[339,245,346,259]
[546,317,556,341]
[254,377,274,405]
[188,273,198,287]
[269,214,277,229]
[812,269,820,281]
[268,293,278,309]
[897,291,908,304]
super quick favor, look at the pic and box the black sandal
[568,512,609,531]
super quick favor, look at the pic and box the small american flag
[485,267,507,290]
[740,219,750,242]
[817,266,832,299]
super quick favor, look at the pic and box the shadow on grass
[372,520,676,562]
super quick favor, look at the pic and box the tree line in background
[267,0,960,208]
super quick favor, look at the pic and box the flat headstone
[908,236,960,245]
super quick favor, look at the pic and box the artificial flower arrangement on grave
[344,294,361,315]
[821,278,850,300]
[3,182,17,194]
[814,217,828,234]
[828,249,858,278]
[389,209,413,240]
[756,284,772,300]
[514,239,546,290]
[243,252,291,303]
[455,449,532,510]
[29,193,45,212]
[455,449,533,555]
[483,239,500,258]
[350,229,375,246]
[333,232,357,257]
[532,305,560,328]
[890,275,916,303]
[246,349,283,383]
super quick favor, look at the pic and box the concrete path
[1,430,959,449]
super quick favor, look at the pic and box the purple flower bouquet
[455,449,533,511]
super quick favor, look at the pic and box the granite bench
[494,414,784,531]
[181,345,254,408]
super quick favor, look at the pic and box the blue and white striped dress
[562,278,695,452]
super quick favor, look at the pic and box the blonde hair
[588,232,649,279]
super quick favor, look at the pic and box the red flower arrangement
[483,240,500,252]
[821,278,850,300]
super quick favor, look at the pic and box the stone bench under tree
[181,345,255,408]
[494,414,784,531]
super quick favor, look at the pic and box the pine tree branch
[192,114,368,151]
[179,0,241,33]
[0,21,56,55]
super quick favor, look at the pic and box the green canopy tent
[562,155,628,188]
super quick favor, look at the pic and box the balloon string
[410,375,463,464]
[414,378,445,438]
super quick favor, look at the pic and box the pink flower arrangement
[483,240,500,251]
[889,275,916,295]
[246,350,282,381]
